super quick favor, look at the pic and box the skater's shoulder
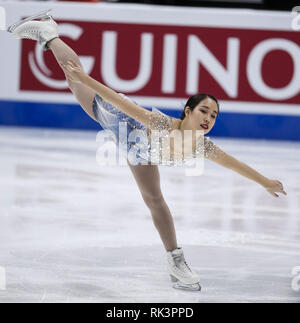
[168,117,182,132]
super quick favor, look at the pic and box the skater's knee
[143,193,165,210]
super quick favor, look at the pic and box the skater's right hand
[60,60,86,83]
[264,179,287,198]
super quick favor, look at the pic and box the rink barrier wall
[0,1,299,140]
[0,100,299,141]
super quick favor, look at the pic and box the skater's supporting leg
[127,160,178,252]
[48,38,97,121]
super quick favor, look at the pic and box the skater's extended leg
[8,13,96,121]
[48,38,97,121]
[127,160,178,252]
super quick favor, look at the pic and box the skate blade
[172,281,202,292]
[7,9,52,33]
[170,275,201,291]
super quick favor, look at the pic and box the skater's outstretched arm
[60,61,171,131]
[206,145,287,198]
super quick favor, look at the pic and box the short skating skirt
[92,93,151,165]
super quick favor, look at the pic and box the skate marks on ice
[0,245,299,303]
[0,127,299,302]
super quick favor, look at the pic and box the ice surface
[0,126,299,303]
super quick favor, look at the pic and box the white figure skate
[167,247,201,291]
[7,9,58,51]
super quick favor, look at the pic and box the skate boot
[167,247,201,291]
[7,9,58,51]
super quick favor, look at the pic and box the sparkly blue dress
[92,93,217,166]
[93,93,172,165]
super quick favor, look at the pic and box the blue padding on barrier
[209,112,300,141]
[0,100,299,141]
[0,100,100,130]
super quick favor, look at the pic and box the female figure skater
[8,11,287,291]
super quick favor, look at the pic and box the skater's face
[185,98,218,134]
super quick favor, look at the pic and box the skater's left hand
[264,179,287,198]
[60,60,86,83]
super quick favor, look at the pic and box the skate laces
[16,18,54,39]
[172,254,192,273]
[19,25,51,44]
[21,28,40,40]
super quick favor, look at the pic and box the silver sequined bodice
[93,93,218,166]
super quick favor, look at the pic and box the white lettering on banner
[291,7,300,31]
[102,31,154,92]
[186,35,240,97]
[29,23,95,89]
[14,10,298,106]
[247,39,300,100]
[162,34,178,94]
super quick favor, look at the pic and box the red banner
[20,20,300,104]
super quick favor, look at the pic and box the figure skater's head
[180,94,219,134]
